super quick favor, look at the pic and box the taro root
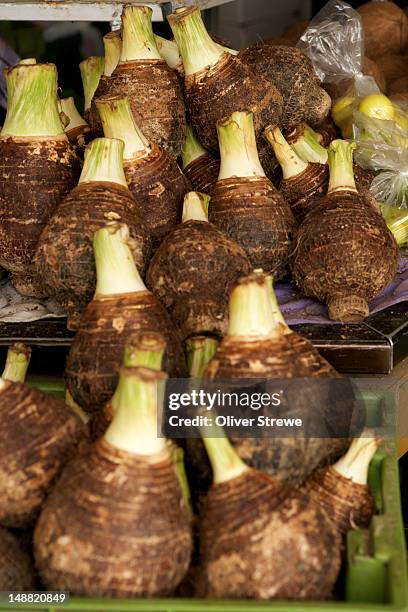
[0,527,36,590]
[201,271,353,487]
[291,140,399,322]
[96,96,190,249]
[91,331,166,440]
[79,55,105,125]
[87,32,121,135]
[239,43,331,130]
[167,6,283,153]
[263,36,294,47]
[209,112,295,279]
[59,96,92,157]
[147,191,251,341]
[88,331,192,516]
[300,435,378,534]
[358,0,408,59]
[0,62,80,293]
[197,430,341,600]
[94,6,186,157]
[65,223,186,413]
[0,344,86,528]
[266,126,329,222]
[354,165,376,198]
[266,127,377,222]
[35,365,192,597]
[181,125,220,197]
[34,138,150,319]
[375,53,408,90]
[11,273,49,299]
[187,336,219,378]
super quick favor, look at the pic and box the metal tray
[0,0,235,22]
[0,303,406,375]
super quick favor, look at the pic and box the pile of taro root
[0,0,403,602]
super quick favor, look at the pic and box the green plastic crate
[2,382,406,612]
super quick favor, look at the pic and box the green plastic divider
[26,377,65,397]
[1,383,406,612]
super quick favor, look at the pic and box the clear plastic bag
[298,0,379,99]
[353,110,408,208]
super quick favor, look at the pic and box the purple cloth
[0,37,19,109]
[276,255,408,325]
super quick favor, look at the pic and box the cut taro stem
[181,124,208,169]
[167,441,193,518]
[327,139,358,195]
[201,422,248,484]
[2,343,31,383]
[65,389,90,424]
[79,56,105,112]
[228,270,281,340]
[264,125,308,179]
[186,336,219,377]
[111,332,165,420]
[79,137,128,187]
[112,332,165,415]
[59,97,88,131]
[93,223,147,297]
[155,35,184,73]
[217,111,266,180]
[120,6,162,62]
[122,331,166,371]
[107,333,192,510]
[167,6,224,77]
[182,191,210,222]
[304,123,324,145]
[288,124,328,165]
[104,366,167,456]
[96,96,151,160]
[2,63,65,138]
[333,433,380,485]
[103,31,121,77]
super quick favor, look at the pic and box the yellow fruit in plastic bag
[332,96,356,129]
[358,94,395,121]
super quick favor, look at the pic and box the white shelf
[0,0,235,21]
